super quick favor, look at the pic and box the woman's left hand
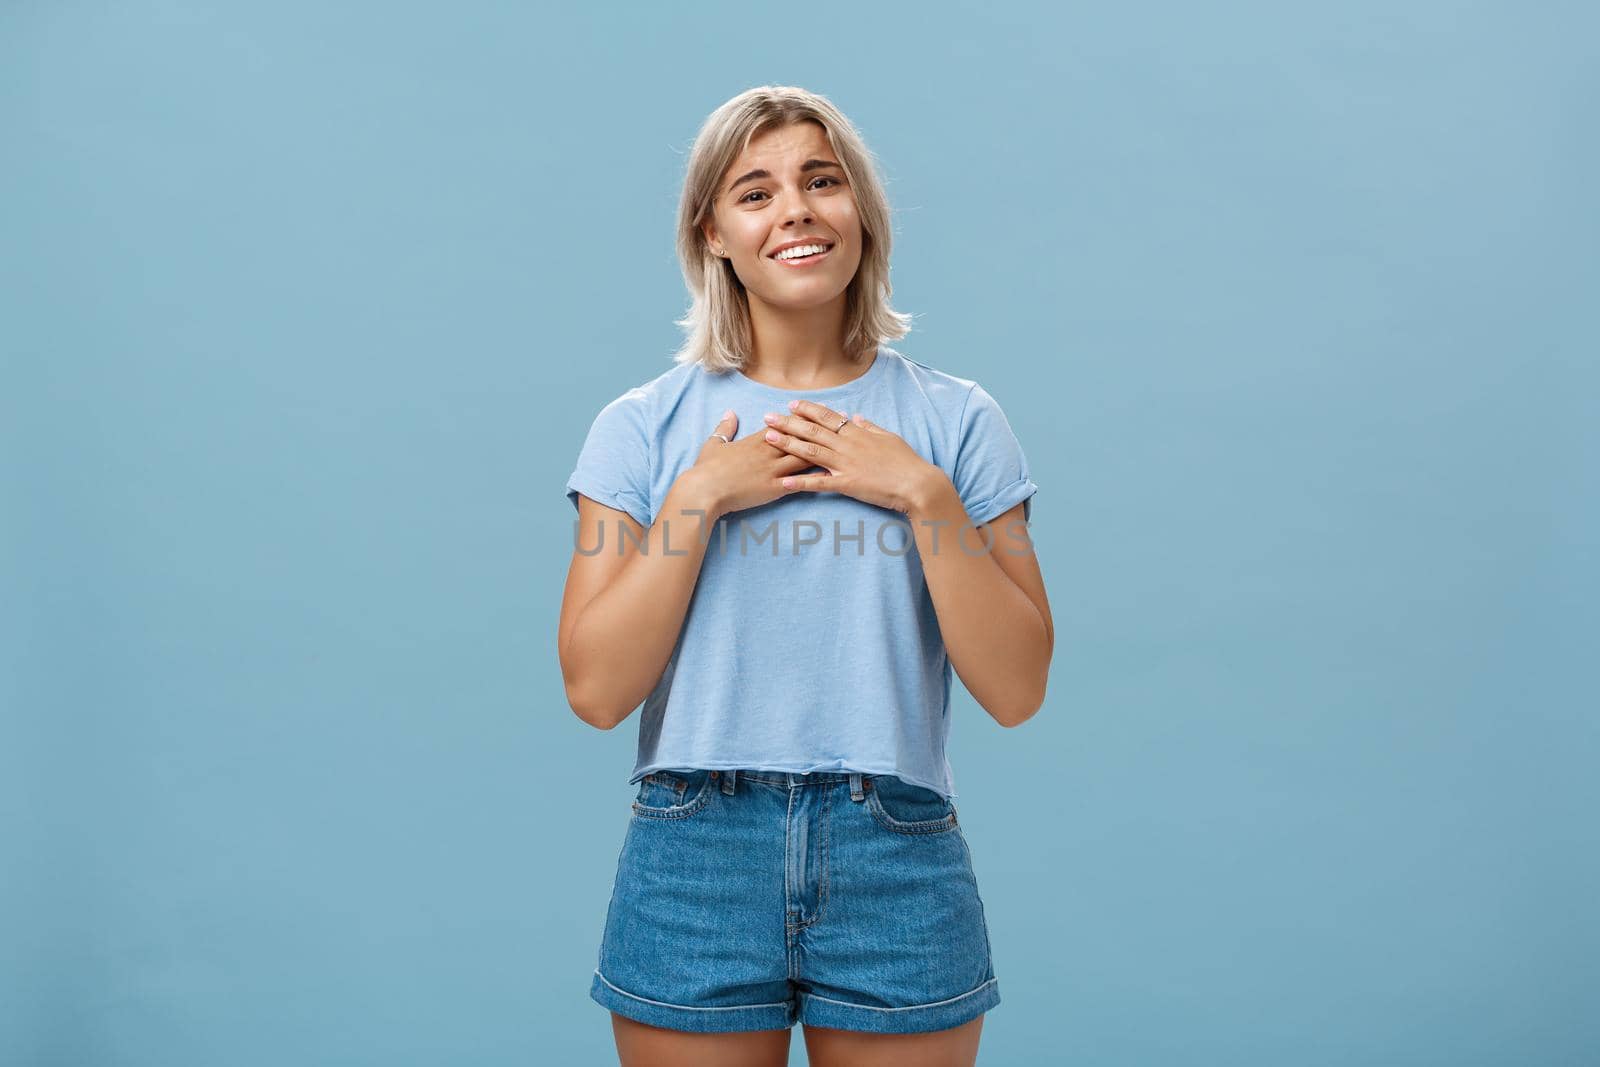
[761,399,942,515]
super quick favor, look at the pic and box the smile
[771,244,833,268]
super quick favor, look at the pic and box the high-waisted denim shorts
[589,768,1000,1034]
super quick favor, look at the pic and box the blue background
[4,2,1595,1064]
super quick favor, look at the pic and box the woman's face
[702,121,864,313]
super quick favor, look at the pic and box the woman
[559,86,1053,1067]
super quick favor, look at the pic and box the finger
[711,408,737,441]
[784,398,847,432]
[763,426,837,466]
[763,410,824,443]
[851,412,883,432]
[780,472,834,491]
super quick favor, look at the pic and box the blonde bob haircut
[671,85,914,373]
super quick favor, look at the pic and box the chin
[756,289,852,312]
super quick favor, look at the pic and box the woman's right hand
[685,410,818,521]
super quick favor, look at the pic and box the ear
[700,220,720,253]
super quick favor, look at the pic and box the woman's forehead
[734,121,830,166]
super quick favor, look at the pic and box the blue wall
[4,2,1594,1064]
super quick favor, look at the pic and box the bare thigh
[803,1013,985,1067]
[610,1012,792,1067]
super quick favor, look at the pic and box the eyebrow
[726,158,843,195]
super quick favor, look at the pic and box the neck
[743,296,869,388]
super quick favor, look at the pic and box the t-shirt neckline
[730,344,888,399]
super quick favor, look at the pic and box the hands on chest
[685,399,944,521]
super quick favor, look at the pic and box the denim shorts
[589,768,1000,1034]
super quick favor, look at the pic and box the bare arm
[750,399,1053,728]
[559,409,813,730]
[907,477,1053,728]
[558,472,724,729]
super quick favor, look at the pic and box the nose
[778,201,814,227]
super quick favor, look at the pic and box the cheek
[832,210,865,262]
[728,213,764,237]
[829,203,862,237]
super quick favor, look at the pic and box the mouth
[770,243,835,268]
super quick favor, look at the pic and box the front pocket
[865,774,958,834]
[631,769,717,820]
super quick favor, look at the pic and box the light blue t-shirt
[564,344,1037,800]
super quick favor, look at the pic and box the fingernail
[763,413,779,424]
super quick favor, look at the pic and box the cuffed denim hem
[797,976,1000,1034]
[589,969,797,1033]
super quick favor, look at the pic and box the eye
[739,176,841,204]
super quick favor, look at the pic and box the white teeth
[774,244,829,260]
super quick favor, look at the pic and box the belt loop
[849,772,864,801]
[722,769,737,795]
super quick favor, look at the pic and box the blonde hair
[670,86,914,373]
